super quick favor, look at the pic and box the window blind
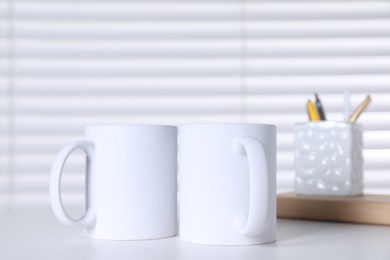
[1,0,390,209]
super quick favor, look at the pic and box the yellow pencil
[348,95,371,123]
[306,100,320,121]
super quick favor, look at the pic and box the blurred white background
[1,0,390,211]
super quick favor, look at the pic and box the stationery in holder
[294,93,371,197]
[294,121,363,196]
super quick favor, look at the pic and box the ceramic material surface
[50,125,177,240]
[294,122,363,196]
[179,124,277,246]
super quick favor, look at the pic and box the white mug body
[50,125,177,240]
[178,124,276,246]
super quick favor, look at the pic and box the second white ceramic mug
[179,124,276,246]
[50,125,177,240]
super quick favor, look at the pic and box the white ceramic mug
[179,124,276,246]
[50,125,177,240]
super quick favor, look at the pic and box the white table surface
[1,207,390,260]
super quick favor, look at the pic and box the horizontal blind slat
[246,93,390,112]
[0,76,389,96]
[13,96,240,115]
[246,75,390,94]
[12,2,241,21]
[2,57,390,76]
[11,2,390,20]
[7,58,242,76]
[9,93,390,115]
[1,38,390,58]
[7,112,390,134]
[3,77,242,95]
[3,20,390,39]
[9,131,390,154]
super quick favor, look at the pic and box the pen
[306,100,320,121]
[314,93,326,120]
[348,95,371,123]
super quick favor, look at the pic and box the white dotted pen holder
[294,122,363,196]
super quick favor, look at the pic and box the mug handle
[232,136,269,236]
[49,140,96,227]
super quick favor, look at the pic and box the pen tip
[314,93,319,100]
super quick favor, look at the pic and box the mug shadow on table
[271,218,335,247]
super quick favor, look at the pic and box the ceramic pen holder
[294,121,363,196]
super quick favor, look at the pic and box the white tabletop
[1,208,390,260]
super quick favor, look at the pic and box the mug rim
[85,124,177,130]
[179,123,276,128]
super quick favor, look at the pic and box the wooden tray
[277,192,390,226]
